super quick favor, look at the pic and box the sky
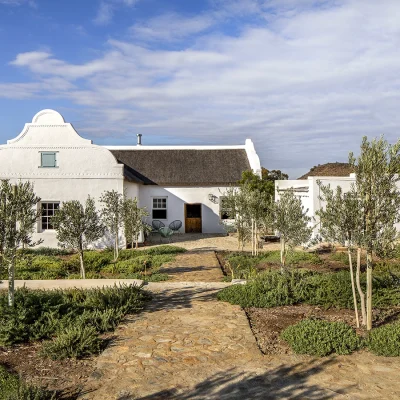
[1,0,400,178]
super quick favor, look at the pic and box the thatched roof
[299,162,354,180]
[109,149,251,186]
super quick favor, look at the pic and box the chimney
[137,133,142,146]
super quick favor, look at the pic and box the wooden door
[185,203,202,233]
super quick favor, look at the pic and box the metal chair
[168,220,182,234]
[159,226,174,243]
[152,220,165,232]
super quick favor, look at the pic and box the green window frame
[40,152,57,168]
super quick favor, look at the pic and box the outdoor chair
[159,226,174,243]
[151,220,165,233]
[168,220,182,234]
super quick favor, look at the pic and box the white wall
[0,109,125,248]
[275,175,367,239]
[138,185,234,234]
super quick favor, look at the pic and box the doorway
[185,203,202,233]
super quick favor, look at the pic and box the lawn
[217,249,400,357]
[0,245,187,282]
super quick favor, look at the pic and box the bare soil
[245,305,360,355]
[0,342,95,399]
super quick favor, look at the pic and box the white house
[0,109,261,248]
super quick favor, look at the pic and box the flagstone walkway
[158,251,224,282]
[78,250,400,400]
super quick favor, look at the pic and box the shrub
[281,319,362,356]
[367,321,400,356]
[142,245,186,255]
[217,270,309,308]
[0,285,151,348]
[0,365,56,400]
[41,325,102,360]
[115,256,151,274]
[328,251,350,265]
[18,247,74,256]
[69,251,113,273]
[218,269,398,309]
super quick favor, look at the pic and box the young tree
[52,196,104,279]
[349,136,400,330]
[123,197,150,249]
[100,190,124,261]
[316,183,363,327]
[271,189,313,272]
[0,180,41,306]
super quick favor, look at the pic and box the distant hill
[298,162,354,179]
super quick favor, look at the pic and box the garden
[0,245,186,282]
[216,137,400,359]
[0,283,151,399]
[217,248,400,357]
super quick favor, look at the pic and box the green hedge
[281,319,361,356]
[217,269,399,309]
[367,321,400,356]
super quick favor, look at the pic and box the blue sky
[1,0,400,178]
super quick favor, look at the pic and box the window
[152,197,167,219]
[220,196,233,220]
[40,152,57,168]
[41,202,60,230]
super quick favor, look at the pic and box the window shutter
[41,152,56,168]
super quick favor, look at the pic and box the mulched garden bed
[0,343,95,399]
[245,305,359,355]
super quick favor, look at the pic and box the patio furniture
[168,220,182,234]
[159,226,174,243]
[151,220,165,232]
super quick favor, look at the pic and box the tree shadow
[141,286,221,313]
[117,359,353,400]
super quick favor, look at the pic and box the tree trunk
[356,247,367,326]
[115,233,119,260]
[366,250,373,330]
[8,257,15,307]
[79,251,86,279]
[280,238,286,273]
[251,219,255,256]
[348,248,360,328]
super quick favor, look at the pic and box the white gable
[7,109,92,147]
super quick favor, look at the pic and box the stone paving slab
[159,251,224,282]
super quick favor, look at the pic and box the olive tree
[0,180,41,306]
[316,183,364,327]
[100,190,124,261]
[349,136,400,330]
[52,196,104,279]
[271,189,313,272]
[123,197,151,249]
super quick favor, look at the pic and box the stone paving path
[159,251,224,282]
[80,284,262,400]
[79,250,400,400]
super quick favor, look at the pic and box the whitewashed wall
[137,185,234,234]
[0,109,125,248]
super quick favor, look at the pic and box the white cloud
[93,0,139,25]
[131,13,215,42]
[4,0,400,177]
[0,0,36,6]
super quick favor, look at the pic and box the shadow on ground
[116,359,352,400]
[142,286,221,313]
